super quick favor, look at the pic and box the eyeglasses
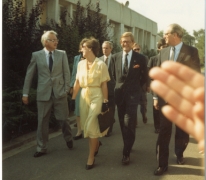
[133,48,140,51]
[47,39,59,43]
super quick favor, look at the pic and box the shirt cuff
[153,96,158,100]
[23,94,28,97]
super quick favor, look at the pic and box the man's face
[164,27,175,46]
[120,36,133,53]
[133,45,141,53]
[45,34,58,51]
[102,43,112,57]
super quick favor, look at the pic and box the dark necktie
[123,54,128,75]
[49,51,53,72]
[170,47,175,61]
[105,57,108,66]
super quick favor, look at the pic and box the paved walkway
[2,94,205,180]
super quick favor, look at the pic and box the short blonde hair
[41,30,57,47]
[120,32,135,43]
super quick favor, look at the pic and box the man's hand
[153,99,159,110]
[22,96,29,105]
[69,87,73,95]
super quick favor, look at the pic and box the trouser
[36,95,72,152]
[153,105,160,129]
[156,111,189,167]
[108,96,116,134]
[117,103,137,156]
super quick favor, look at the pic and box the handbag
[98,109,115,133]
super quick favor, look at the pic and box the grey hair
[168,23,184,38]
[41,30,58,47]
[102,41,113,49]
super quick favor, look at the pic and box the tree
[182,29,195,46]
[193,29,205,66]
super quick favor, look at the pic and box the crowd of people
[22,23,204,175]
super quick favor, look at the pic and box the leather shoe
[122,155,130,165]
[67,140,73,149]
[73,134,82,140]
[154,166,168,175]
[177,157,185,165]
[33,152,46,158]
[86,159,95,170]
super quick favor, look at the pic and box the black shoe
[67,140,73,149]
[73,123,77,127]
[94,141,102,156]
[122,155,130,165]
[86,159,95,170]
[177,157,185,165]
[154,166,168,175]
[143,117,147,124]
[33,152,46,158]
[155,129,160,133]
[73,134,82,140]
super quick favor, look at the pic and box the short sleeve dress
[76,57,110,138]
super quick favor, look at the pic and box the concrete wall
[24,0,158,50]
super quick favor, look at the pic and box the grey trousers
[36,95,72,152]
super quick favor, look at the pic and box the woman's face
[81,43,91,58]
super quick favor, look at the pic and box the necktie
[49,51,53,72]
[123,54,128,75]
[105,57,108,66]
[170,47,175,61]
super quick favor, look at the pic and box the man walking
[22,30,73,158]
[99,41,116,137]
[110,32,148,164]
[153,24,200,175]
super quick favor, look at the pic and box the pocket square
[133,64,140,68]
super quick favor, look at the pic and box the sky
[116,0,205,35]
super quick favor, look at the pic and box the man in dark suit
[110,32,148,165]
[153,24,200,175]
[99,41,116,137]
[148,38,168,133]
[22,30,73,157]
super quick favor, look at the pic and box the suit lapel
[118,52,123,76]
[39,50,49,72]
[53,50,59,72]
[176,44,187,62]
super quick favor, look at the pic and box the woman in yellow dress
[71,37,110,170]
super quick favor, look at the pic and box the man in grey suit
[99,41,116,137]
[22,30,73,157]
[110,32,148,165]
[153,24,200,175]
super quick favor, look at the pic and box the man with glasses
[22,30,73,158]
[153,24,200,175]
[133,43,150,126]
[110,32,148,165]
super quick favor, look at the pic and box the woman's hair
[81,37,100,57]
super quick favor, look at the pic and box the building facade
[23,0,158,50]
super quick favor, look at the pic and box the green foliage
[182,29,195,46]
[142,45,157,59]
[193,29,205,66]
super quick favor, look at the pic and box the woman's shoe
[73,134,83,140]
[85,159,95,170]
[94,141,102,156]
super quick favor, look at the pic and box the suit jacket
[70,54,82,87]
[110,51,148,105]
[148,54,159,69]
[23,49,70,101]
[99,55,115,98]
[157,43,200,106]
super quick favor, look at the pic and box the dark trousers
[153,105,160,130]
[156,111,189,167]
[117,102,137,156]
[139,91,147,118]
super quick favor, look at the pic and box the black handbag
[98,109,115,133]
